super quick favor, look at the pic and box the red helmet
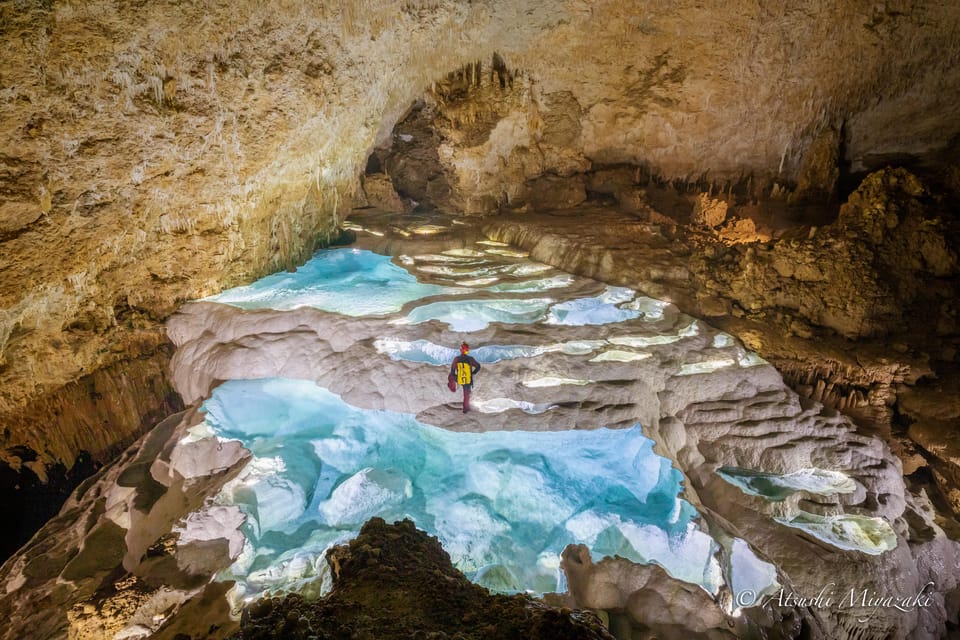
[460,342,470,354]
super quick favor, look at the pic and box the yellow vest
[456,360,472,385]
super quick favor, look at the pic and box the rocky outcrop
[712,168,958,339]
[233,518,614,640]
[691,193,729,229]
[555,545,742,640]
[481,168,958,343]
[792,127,842,204]
[360,172,408,213]
[479,168,960,529]
[0,408,251,640]
[0,343,183,562]
[482,167,958,413]
[1,343,182,465]
[901,380,960,519]
[378,101,455,211]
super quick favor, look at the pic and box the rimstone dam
[0,2,959,639]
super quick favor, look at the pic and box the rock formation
[476,166,960,523]
[555,544,742,639]
[233,518,615,640]
[0,406,250,640]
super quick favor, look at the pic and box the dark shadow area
[0,449,100,562]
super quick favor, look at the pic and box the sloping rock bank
[0,408,251,640]
[0,344,183,561]
[232,518,614,640]
[480,167,960,509]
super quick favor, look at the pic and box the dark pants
[462,385,472,413]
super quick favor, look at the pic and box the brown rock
[235,519,615,640]
[698,295,731,317]
[691,193,728,228]
[0,200,43,236]
[362,174,408,212]
[792,126,841,203]
[908,421,960,468]
[524,175,587,210]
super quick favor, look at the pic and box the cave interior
[1,2,960,639]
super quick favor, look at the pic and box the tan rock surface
[691,193,729,229]
[558,544,739,639]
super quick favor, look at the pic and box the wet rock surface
[169,211,958,637]
[0,407,251,640]
[233,518,614,640]
[555,544,741,639]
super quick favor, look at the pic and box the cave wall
[0,342,182,560]
[2,0,960,467]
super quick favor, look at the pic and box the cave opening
[363,57,856,245]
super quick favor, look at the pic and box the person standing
[448,342,481,413]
